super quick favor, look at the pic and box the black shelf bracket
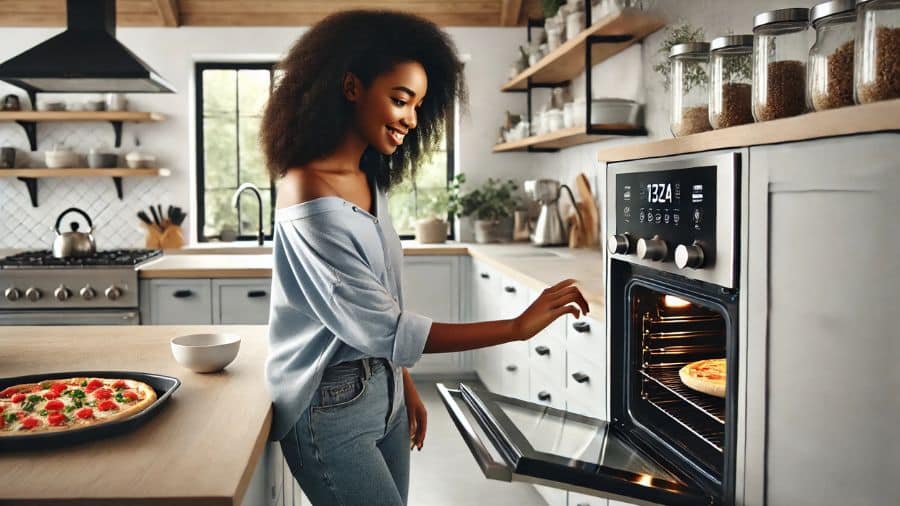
[111,176,124,199]
[17,177,39,207]
[109,121,124,148]
[15,121,38,151]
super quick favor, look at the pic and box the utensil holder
[143,224,185,249]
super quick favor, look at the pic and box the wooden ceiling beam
[499,0,522,26]
[154,0,180,26]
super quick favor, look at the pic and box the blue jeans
[280,358,410,505]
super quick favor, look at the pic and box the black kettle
[52,207,97,258]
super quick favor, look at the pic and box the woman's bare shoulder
[276,169,338,209]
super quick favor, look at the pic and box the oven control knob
[25,287,42,302]
[105,286,122,301]
[675,243,705,269]
[607,234,632,255]
[80,285,96,300]
[4,287,21,302]
[54,285,71,301]
[636,237,668,261]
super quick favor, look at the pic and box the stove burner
[0,249,162,268]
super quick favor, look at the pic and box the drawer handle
[503,286,516,293]
[572,321,591,333]
[572,372,590,384]
[537,391,551,401]
[247,290,267,298]
[480,272,490,279]
[577,503,590,506]
[172,289,193,298]
[534,345,550,356]
[505,364,518,372]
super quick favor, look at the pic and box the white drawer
[213,279,271,324]
[530,332,566,388]
[534,484,567,506]
[500,349,529,400]
[569,491,608,506]
[529,368,565,410]
[566,353,606,419]
[566,315,605,367]
[498,274,529,319]
[148,279,212,325]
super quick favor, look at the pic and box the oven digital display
[645,183,674,204]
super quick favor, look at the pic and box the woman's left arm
[402,367,426,451]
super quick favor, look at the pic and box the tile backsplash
[0,120,167,250]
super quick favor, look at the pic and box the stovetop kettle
[52,207,97,258]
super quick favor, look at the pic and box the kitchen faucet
[231,183,265,246]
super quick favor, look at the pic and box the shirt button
[373,218,379,224]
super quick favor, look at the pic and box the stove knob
[25,287,42,302]
[80,285,96,300]
[675,243,706,269]
[636,237,668,261]
[105,286,122,301]
[607,234,632,255]
[4,287,21,302]
[54,285,71,301]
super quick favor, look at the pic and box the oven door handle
[436,383,513,482]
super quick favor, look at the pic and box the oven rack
[644,395,725,452]
[639,365,725,424]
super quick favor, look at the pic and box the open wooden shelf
[0,111,165,122]
[501,9,664,91]
[0,168,170,177]
[493,124,645,152]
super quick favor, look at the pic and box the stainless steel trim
[0,309,139,325]
[436,384,512,481]
[606,150,741,289]
[753,8,809,29]
[668,42,710,58]
[810,0,856,25]
[709,34,753,52]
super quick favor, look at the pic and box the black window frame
[194,61,277,243]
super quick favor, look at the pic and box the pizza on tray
[679,359,726,398]
[0,377,157,435]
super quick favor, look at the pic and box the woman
[261,10,590,506]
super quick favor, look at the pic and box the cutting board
[574,173,599,247]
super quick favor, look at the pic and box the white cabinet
[497,275,530,399]
[471,258,503,390]
[568,492,608,506]
[213,279,271,324]
[402,256,463,375]
[565,315,606,420]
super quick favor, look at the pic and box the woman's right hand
[512,278,590,341]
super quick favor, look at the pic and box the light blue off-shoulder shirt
[264,178,433,441]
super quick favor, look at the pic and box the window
[195,62,276,242]
[386,112,455,239]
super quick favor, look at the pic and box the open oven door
[438,383,716,506]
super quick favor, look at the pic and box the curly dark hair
[260,10,467,190]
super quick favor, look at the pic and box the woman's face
[348,61,428,155]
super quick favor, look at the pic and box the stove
[0,249,161,325]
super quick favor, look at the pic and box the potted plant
[414,188,450,244]
[449,173,519,243]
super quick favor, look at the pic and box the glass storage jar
[709,35,754,128]
[669,42,712,137]
[752,8,810,121]
[855,0,900,103]
[809,0,857,110]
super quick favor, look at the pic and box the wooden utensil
[575,173,599,247]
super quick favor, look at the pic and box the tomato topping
[0,387,18,398]
[97,400,117,411]
[76,408,93,419]
[85,379,104,393]
[30,385,41,392]
[93,388,113,400]
[21,417,39,429]
[45,400,64,411]
[43,390,60,400]
[123,390,138,401]
[48,413,67,426]
[11,393,25,403]
[50,383,68,393]
[113,380,128,390]
[16,411,25,420]
[0,405,5,413]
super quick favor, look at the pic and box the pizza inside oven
[679,359,726,398]
[0,377,157,435]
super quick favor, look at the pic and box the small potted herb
[414,189,451,244]
[449,173,519,243]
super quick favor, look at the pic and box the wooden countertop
[0,325,270,506]
[596,99,900,163]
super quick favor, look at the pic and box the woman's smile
[387,126,407,146]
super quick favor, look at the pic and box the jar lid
[810,0,856,25]
[753,8,810,30]
[710,34,754,52]
[669,42,710,58]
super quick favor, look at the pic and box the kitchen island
[0,325,271,506]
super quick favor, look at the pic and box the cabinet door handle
[504,286,516,293]
[172,289,193,298]
[247,290,267,298]
[577,503,590,506]
[537,391,551,401]
[572,372,590,384]
[505,364,518,372]
[480,272,490,279]
[534,345,550,356]
[572,321,591,333]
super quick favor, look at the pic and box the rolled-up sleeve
[281,218,432,368]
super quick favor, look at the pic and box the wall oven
[439,151,741,505]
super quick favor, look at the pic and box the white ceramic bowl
[170,333,241,373]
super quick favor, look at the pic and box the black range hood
[0,0,175,94]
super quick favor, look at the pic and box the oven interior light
[663,295,691,308]
[635,473,654,487]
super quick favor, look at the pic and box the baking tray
[0,370,180,451]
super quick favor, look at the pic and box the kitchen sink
[498,250,572,259]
